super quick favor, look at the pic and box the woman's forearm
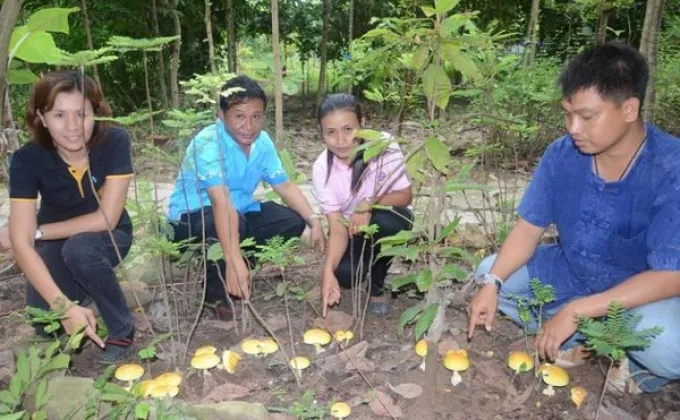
[324,219,349,273]
[41,210,122,240]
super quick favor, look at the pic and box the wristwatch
[305,213,321,227]
[476,273,503,291]
[34,227,44,241]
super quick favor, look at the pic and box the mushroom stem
[542,385,555,397]
[451,371,462,387]
[419,358,426,372]
[314,344,325,354]
[293,368,302,379]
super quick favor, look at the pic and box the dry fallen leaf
[475,359,518,397]
[201,319,236,332]
[200,382,251,403]
[313,310,354,333]
[369,390,403,418]
[322,341,368,368]
[437,338,460,356]
[388,382,423,399]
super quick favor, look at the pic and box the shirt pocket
[607,229,648,272]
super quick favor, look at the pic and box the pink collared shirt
[312,142,411,218]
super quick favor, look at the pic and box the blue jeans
[476,254,680,393]
[27,229,134,340]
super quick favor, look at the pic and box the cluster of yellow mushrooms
[414,340,588,408]
[113,328,355,418]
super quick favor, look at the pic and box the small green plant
[269,390,328,419]
[137,332,173,361]
[512,278,555,357]
[0,306,89,419]
[578,301,663,420]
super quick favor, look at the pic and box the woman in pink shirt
[313,94,413,316]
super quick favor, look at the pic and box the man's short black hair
[559,41,649,107]
[219,75,267,111]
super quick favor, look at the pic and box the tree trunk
[205,0,216,73]
[0,0,23,131]
[317,0,330,107]
[226,0,237,73]
[164,0,181,109]
[271,0,284,144]
[522,0,540,66]
[151,0,169,110]
[595,0,610,44]
[80,0,100,87]
[640,0,665,122]
[347,0,354,93]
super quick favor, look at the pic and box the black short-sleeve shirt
[9,126,134,230]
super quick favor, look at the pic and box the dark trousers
[27,229,134,340]
[335,207,413,297]
[171,201,306,304]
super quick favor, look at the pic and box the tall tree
[151,0,169,110]
[271,0,284,143]
[0,0,23,131]
[595,0,610,44]
[317,0,330,106]
[80,0,100,87]
[640,0,665,122]
[205,0,217,73]
[226,0,237,72]
[522,0,541,66]
[347,0,354,93]
[163,0,181,108]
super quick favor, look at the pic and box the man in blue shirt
[168,75,324,312]
[468,42,680,394]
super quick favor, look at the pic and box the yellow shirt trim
[10,198,37,203]
[67,166,86,198]
[106,173,134,179]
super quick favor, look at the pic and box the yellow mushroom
[333,330,354,346]
[259,338,279,355]
[155,372,182,387]
[241,338,264,357]
[570,386,588,408]
[222,350,242,374]
[507,351,534,374]
[330,401,352,419]
[443,350,469,387]
[114,364,145,391]
[414,339,428,372]
[194,345,217,357]
[150,384,179,399]
[191,353,220,371]
[289,356,310,378]
[303,329,332,354]
[139,379,158,398]
[540,363,569,396]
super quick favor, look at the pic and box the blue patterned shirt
[167,120,288,220]
[518,124,680,308]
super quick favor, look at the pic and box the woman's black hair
[316,93,367,192]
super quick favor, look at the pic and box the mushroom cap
[259,338,279,355]
[334,330,354,342]
[541,364,569,387]
[570,386,588,408]
[222,350,242,373]
[140,379,157,397]
[190,353,220,370]
[194,345,218,357]
[443,349,470,372]
[330,401,352,419]
[289,356,310,370]
[507,351,534,372]
[241,338,263,355]
[415,339,428,357]
[303,328,332,346]
[150,384,179,399]
[155,372,182,387]
[114,364,145,382]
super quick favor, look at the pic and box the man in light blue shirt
[168,75,324,313]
